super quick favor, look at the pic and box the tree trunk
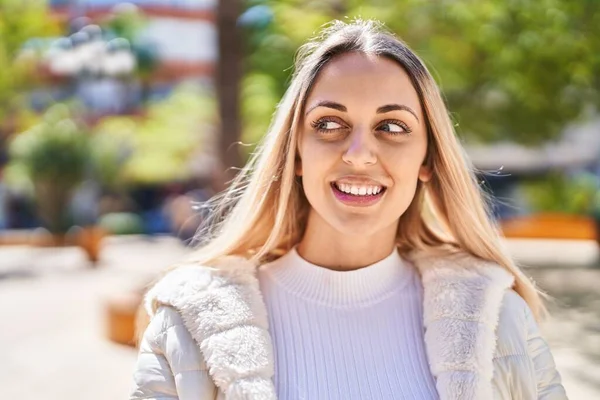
[34,180,74,234]
[216,0,243,190]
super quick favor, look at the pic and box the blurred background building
[0,0,599,398]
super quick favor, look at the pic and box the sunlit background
[0,0,599,398]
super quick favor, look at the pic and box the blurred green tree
[241,0,600,149]
[521,171,599,215]
[0,0,59,146]
[6,104,90,233]
[92,85,216,186]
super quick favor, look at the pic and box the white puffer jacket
[129,252,568,400]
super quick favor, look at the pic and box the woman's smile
[330,176,388,207]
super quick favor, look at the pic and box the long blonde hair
[183,19,547,320]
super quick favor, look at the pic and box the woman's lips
[330,182,386,207]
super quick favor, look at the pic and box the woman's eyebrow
[305,101,420,123]
[305,101,347,116]
[377,104,419,122]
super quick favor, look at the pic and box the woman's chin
[331,215,391,237]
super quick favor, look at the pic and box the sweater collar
[259,246,415,307]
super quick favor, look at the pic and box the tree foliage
[241,0,600,147]
[6,104,89,232]
[0,0,60,123]
[521,171,599,215]
[92,85,216,185]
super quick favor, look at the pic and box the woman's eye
[311,119,343,132]
[378,120,412,135]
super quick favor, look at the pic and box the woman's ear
[418,164,432,182]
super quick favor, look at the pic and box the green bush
[7,104,90,233]
[98,212,145,235]
[521,171,599,216]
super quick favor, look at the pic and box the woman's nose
[341,129,377,166]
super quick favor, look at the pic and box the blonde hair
[182,19,547,320]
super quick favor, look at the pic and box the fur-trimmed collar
[145,251,514,400]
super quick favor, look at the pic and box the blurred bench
[0,227,106,264]
[500,214,598,242]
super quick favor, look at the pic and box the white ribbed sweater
[257,247,439,400]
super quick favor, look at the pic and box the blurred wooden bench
[0,227,105,263]
[500,213,598,241]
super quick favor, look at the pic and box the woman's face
[297,52,431,237]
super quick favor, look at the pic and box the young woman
[130,19,567,400]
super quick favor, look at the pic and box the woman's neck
[297,212,399,272]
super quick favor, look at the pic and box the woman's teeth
[334,182,383,196]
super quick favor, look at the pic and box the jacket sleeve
[524,303,569,399]
[130,306,217,400]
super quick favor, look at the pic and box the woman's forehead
[306,52,422,116]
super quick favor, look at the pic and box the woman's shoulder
[499,289,531,318]
[495,289,536,357]
[143,304,189,339]
[144,255,258,318]
[144,264,216,318]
